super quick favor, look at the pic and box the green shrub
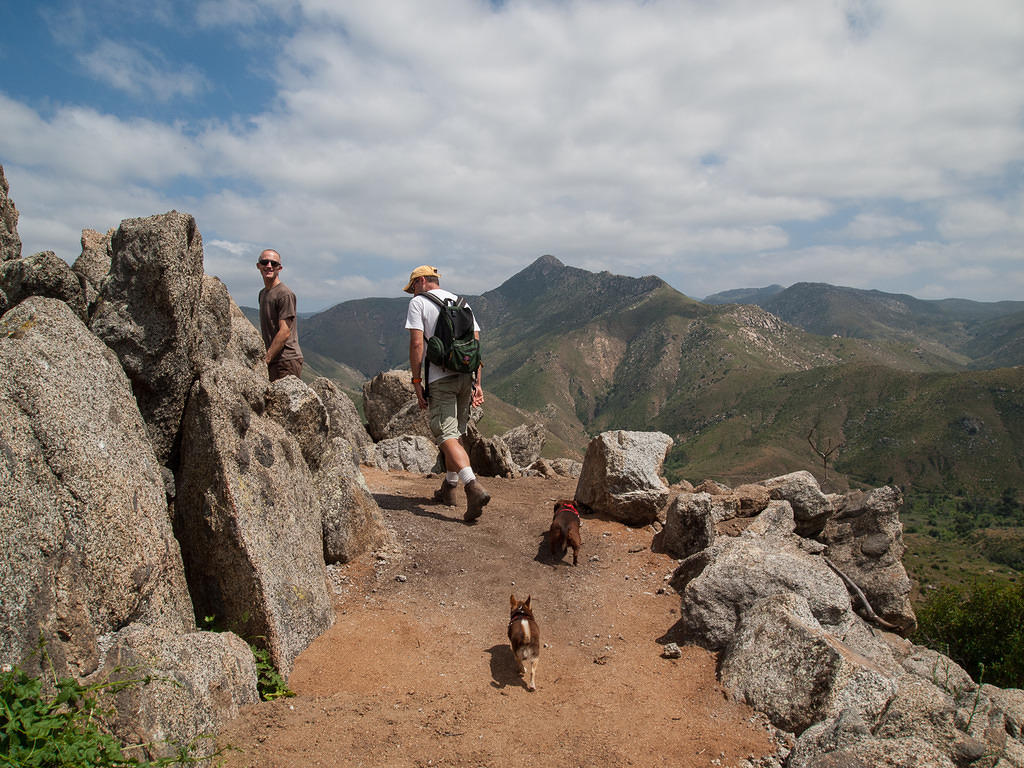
[0,663,203,767]
[914,579,1024,689]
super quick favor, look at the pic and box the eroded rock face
[464,422,519,478]
[374,434,440,473]
[574,430,673,525]
[0,297,193,678]
[265,375,331,470]
[0,166,21,261]
[310,376,375,465]
[502,422,545,467]
[820,486,916,633]
[662,493,715,559]
[719,593,897,734]
[176,358,333,678]
[670,535,853,650]
[87,623,259,763]
[317,437,393,564]
[762,470,834,537]
[0,250,88,321]
[90,211,206,465]
[74,227,114,313]
[363,370,432,442]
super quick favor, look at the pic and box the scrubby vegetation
[914,579,1024,689]
[0,663,205,767]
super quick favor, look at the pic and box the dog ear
[510,593,517,609]
[524,595,531,608]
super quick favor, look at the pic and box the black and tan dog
[508,594,540,691]
[549,499,581,566]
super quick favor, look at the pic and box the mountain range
[248,255,1024,497]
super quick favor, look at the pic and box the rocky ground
[217,468,790,768]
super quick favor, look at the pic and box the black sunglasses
[257,259,281,267]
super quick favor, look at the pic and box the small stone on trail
[661,642,682,659]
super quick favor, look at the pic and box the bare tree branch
[823,556,902,632]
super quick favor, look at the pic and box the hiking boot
[432,479,458,506]
[463,480,491,523]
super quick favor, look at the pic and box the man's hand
[414,380,428,410]
[472,382,484,407]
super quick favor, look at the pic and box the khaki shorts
[428,374,473,445]
[269,357,303,382]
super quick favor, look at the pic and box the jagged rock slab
[0,297,193,677]
[176,358,333,678]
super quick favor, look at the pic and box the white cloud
[839,213,924,240]
[938,196,1024,240]
[4,0,1023,308]
[78,40,209,101]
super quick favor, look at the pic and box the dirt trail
[217,468,783,768]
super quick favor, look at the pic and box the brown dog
[549,499,581,566]
[508,594,540,691]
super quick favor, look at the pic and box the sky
[1,0,1022,312]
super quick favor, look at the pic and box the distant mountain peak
[524,254,566,275]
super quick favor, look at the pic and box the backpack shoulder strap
[420,291,448,309]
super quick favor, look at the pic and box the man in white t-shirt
[404,265,490,522]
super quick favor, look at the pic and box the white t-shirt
[405,288,481,384]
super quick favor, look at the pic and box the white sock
[458,467,476,485]
[446,471,459,485]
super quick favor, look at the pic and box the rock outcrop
[574,430,673,524]
[90,212,207,465]
[363,369,432,442]
[0,297,194,680]
[0,165,20,261]
[0,191,399,755]
[660,468,1024,767]
[0,250,88,322]
[176,358,334,678]
[86,623,260,763]
[820,485,916,633]
[310,376,375,465]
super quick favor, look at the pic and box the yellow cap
[403,265,440,294]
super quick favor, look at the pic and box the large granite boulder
[374,434,440,473]
[317,438,393,564]
[74,227,113,289]
[74,227,114,313]
[0,250,88,321]
[0,297,193,678]
[265,375,330,470]
[195,274,234,364]
[464,422,519,477]
[90,211,206,465]
[662,492,716,559]
[225,295,266,370]
[574,430,673,525]
[310,376,375,465]
[264,376,391,564]
[762,470,834,537]
[0,165,20,261]
[670,534,853,650]
[719,592,897,734]
[363,369,432,442]
[501,422,545,467]
[87,623,259,762]
[820,486,916,634]
[176,358,333,677]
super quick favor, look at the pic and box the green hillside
[288,255,1023,507]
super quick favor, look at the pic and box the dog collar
[560,501,580,518]
[509,609,531,624]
